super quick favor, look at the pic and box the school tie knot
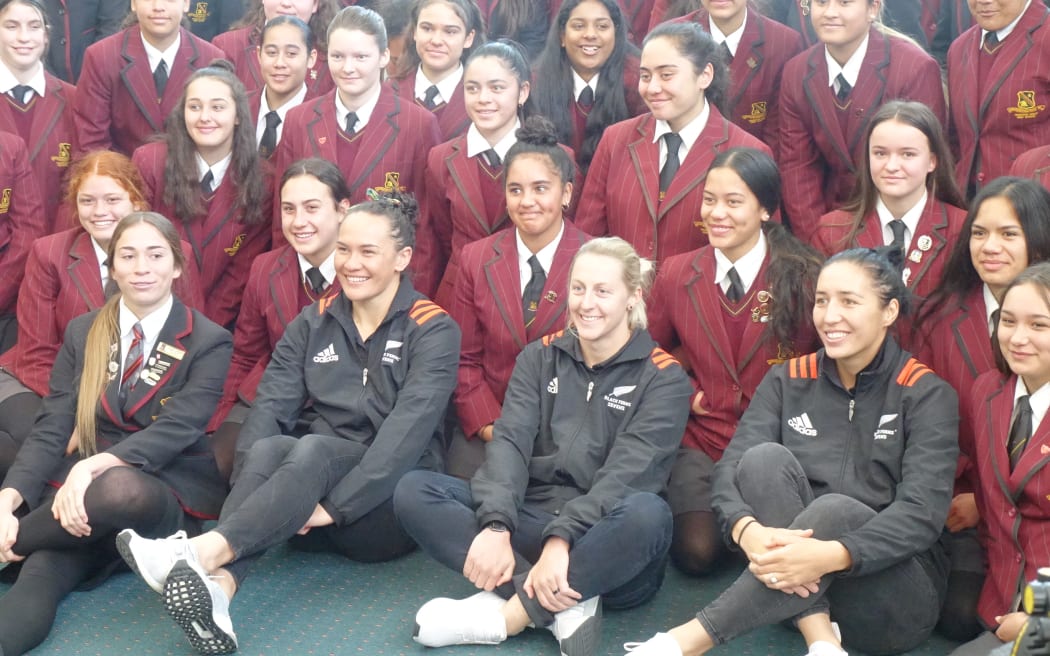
[200,169,214,195]
[305,266,327,294]
[344,111,358,136]
[121,322,145,395]
[578,85,594,110]
[659,132,683,198]
[888,219,907,255]
[834,73,851,103]
[522,255,546,328]
[481,148,501,169]
[984,30,1000,51]
[9,84,32,105]
[259,110,281,158]
[154,60,169,97]
[720,41,733,63]
[1009,394,1033,471]
[423,85,441,109]
[726,266,745,303]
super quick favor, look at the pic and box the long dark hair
[642,21,728,116]
[162,60,267,225]
[395,0,487,79]
[234,0,341,51]
[530,0,636,174]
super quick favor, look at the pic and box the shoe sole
[559,602,603,656]
[164,562,238,655]
[115,530,163,594]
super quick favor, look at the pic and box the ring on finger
[552,588,560,595]
[769,575,778,584]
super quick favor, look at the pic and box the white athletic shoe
[623,632,684,656]
[413,591,508,647]
[550,596,602,656]
[116,528,195,594]
[164,559,238,654]
[805,640,848,656]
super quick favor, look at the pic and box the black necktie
[720,41,733,63]
[835,73,851,103]
[660,133,682,198]
[305,266,326,294]
[522,255,546,328]
[259,110,281,158]
[726,266,745,302]
[201,169,214,195]
[984,31,1000,52]
[1008,394,1033,471]
[154,60,169,98]
[888,219,907,255]
[9,84,32,105]
[578,85,594,109]
[481,149,501,168]
[344,111,358,136]
[423,85,440,109]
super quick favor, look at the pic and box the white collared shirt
[826,32,869,90]
[985,283,1001,337]
[141,32,180,79]
[195,151,232,191]
[572,69,599,102]
[981,0,1032,48]
[336,83,382,133]
[256,83,308,146]
[714,230,767,296]
[0,59,45,102]
[466,119,520,159]
[709,10,747,58]
[297,251,336,288]
[1014,375,1050,438]
[92,237,110,290]
[653,100,711,169]
[415,64,463,105]
[516,221,565,293]
[875,190,927,253]
[117,295,174,382]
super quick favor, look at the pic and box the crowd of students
[0,0,1048,655]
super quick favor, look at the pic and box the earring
[627,305,634,312]
[562,202,569,210]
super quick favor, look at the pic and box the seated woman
[447,115,590,478]
[813,101,966,301]
[627,247,959,656]
[948,262,1050,655]
[648,147,821,575]
[0,213,231,656]
[394,237,692,656]
[118,191,461,655]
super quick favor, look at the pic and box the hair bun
[205,58,237,74]
[516,115,560,148]
[874,244,905,271]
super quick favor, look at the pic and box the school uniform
[575,104,770,263]
[387,67,471,141]
[761,0,818,48]
[948,1,1050,196]
[74,26,225,155]
[250,84,308,161]
[1009,143,1050,189]
[212,26,333,100]
[670,8,805,156]
[0,133,45,321]
[133,141,272,329]
[0,67,77,232]
[186,0,247,42]
[812,196,966,300]
[42,0,126,83]
[779,28,945,241]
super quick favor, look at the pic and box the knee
[736,443,801,490]
[84,467,151,515]
[392,470,460,529]
[241,434,298,472]
[794,493,874,537]
[937,571,984,642]
[670,533,724,576]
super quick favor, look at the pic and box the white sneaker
[164,559,238,654]
[806,640,848,656]
[413,591,507,647]
[116,528,195,594]
[624,633,683,656]
[550,596,602,656]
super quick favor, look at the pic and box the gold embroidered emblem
[224,233,246,256]
[1008,91,1046,119]
[0,188,9,214]
[50,142,71,167]
[188,2,209,23]
[741,101,767,125]
[373,171,405,193]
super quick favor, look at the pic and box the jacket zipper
[848,398,855,422]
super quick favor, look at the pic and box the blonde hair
[570,237,654,331]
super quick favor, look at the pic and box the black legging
[0,392,42,479]
[0,467,188,656]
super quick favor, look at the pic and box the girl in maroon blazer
[133,61,272,330]
[252,16,318,160]
[209,157,347,481]
[387,0,485,141]
[530,0,647,176]
[0,0,77,232]
[648,147,821,576]
[212,0,340,99]
[447,116,590,478]
[813,100,967,301]
[778,1,945,242]
[414,40,534,307]
[949,263,1050,655]
[576,21,770,264]
[0,133,44,354]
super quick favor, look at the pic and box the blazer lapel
[269,247,301,326]
[801,48,852,170]
[483,232,527,349]
[904,200,949,291]
[25,80,69,162]
[1013,406,1050,494]
[727,14,766,111]
[951,290,989,379]
[660,108,730,218]
[346,89,399,196]
[736,255,775,369]
[306,95,339,163]
[846,30,890,156]
[986,379,1017,500]
[445,137,495,235]
[527,226,582,341]
[119,27,163,132]
[124,300,192,418]
[626,116,660,224]
[67,232,105,309]
[686,250,738,381]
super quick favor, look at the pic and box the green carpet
[12,546,963,655]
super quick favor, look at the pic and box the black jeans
[393,470,673,627]
[698,443,944,655]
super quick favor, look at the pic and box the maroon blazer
[575,105,771,263]
[967,371,1050,627]
[672,9,805,156]
[948,1,1050,193]
[451,224,589,437]
[271,86,441,240]
[778,29,946,242]
[1009,144,1050,190]
[0,73,77,232]
[812,198,966,301]
[648,246,818,460]
[74,26,225,155]
[0,228,205,397]
[212,26,332,100]
[0,133,45,315]
[386,69,471,141]
[132,141,272,328]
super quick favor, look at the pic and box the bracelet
[735,518,758,545]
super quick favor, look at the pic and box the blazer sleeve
[320,313,460,527]
[12,238,68,397]
[73,45,114,154]
[451,249,504,437]
[574,130,613,237]
[0,138,45,313]
[207,219,272,328]
[212,257,271,428]
[778,72,828,241]
[413,147,453,299]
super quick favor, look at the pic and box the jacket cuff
[477,511,516,533]
[320,498,344,527]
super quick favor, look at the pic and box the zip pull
[586,381,594,402]
[848,398,855,422]
[362,367,368,386]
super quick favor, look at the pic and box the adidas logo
[547,377,558,394]
[788,412,817,437]
[382,340,403,364]
[313,344,339,363]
